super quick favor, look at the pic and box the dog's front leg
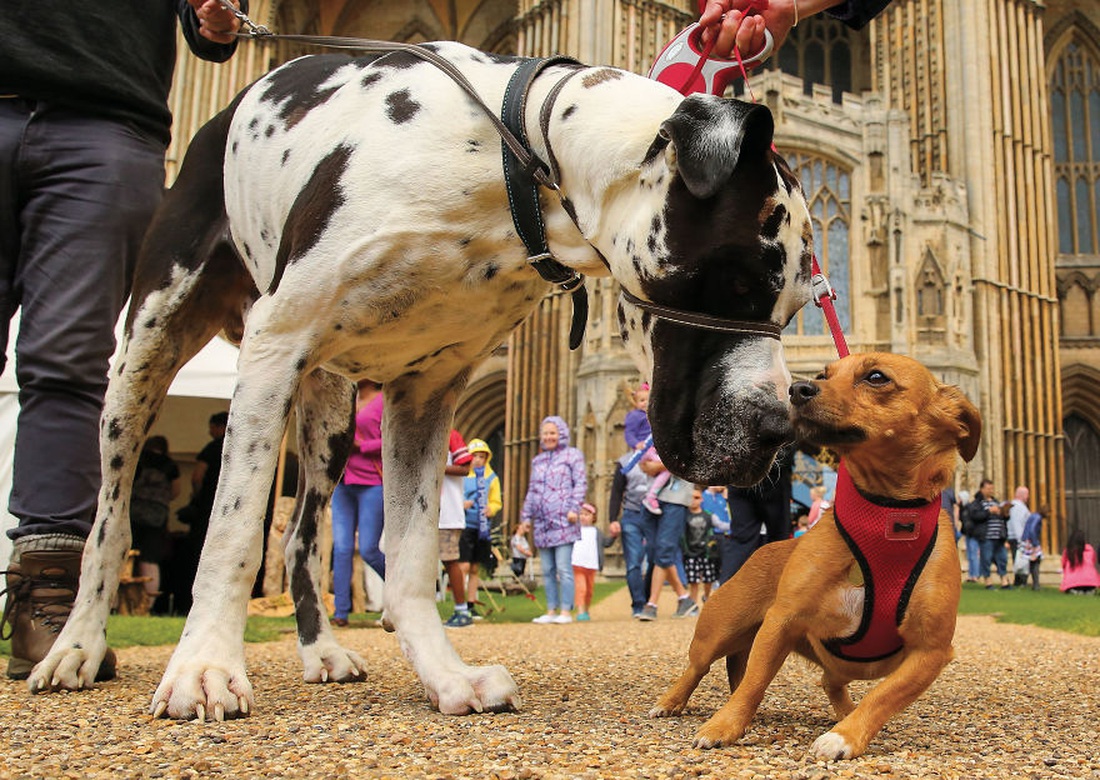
[693,607,800,749]
[383,377,520,715]
[286,369,369,683]
[151,335,299,720]
[810,646,952,760]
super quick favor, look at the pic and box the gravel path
[2,587,1098,779]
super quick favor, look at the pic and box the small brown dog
[651,353,981,759]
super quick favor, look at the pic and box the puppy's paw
[692,716,744,749]
[810,731,855,760]
[427,664,521,715]
[299,641,369,684]
[151,658,255,721]
[648,700,685,718]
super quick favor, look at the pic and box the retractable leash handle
[648,23,774,96]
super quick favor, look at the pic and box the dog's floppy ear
[657,96,774,200]
[939,385,982,462]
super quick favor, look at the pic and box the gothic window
[783,153,852,337]
[1051,40,1100,256]
[1064,413,1100,545]
[766,16,863,102]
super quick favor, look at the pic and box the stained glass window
[1051,42,1100,256]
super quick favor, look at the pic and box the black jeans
[0,99,165,540]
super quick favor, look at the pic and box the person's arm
[190,460,208,493]
[567,450,588,523]
[179,0,246,55]
[487,476,503,518]
[608,468,627,522]
[521,459,542,522]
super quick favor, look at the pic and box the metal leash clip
[215,0,271,37]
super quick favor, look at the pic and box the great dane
[27,42,812,719]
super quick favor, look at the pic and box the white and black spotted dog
[29,42,812,720]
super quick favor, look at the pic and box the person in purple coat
[522,416,587,625]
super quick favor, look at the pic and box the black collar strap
[620,289,783,339]
[501,56,589,350]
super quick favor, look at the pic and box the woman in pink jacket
[1060,528,1100,594]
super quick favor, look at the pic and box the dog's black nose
[789,381,819,407]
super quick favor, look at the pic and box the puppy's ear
[658,97,774,199]
[939,386,982,462]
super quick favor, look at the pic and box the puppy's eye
[815,372,826,380]
[864,370,891,386]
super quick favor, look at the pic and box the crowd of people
[951,481,1098,594]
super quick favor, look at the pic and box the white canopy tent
[0,310,240,567]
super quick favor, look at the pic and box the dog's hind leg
[649,579,761,717]
[285,368,370,683]
[819,670,856,720]
[382,373,520,715]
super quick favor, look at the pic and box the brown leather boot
[2,544,116,681]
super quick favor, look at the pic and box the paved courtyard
[2,586,1098,779]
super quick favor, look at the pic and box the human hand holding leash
[699,0,848,56]
[189,0,242,44]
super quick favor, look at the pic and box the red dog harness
[823,462,942,662]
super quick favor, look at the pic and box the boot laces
[0,567,78,638]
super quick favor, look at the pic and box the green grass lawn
[1,580,1095,656]
[0,581,622,654]
[957,580,1100,637]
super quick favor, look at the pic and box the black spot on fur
[484,263,499,280]
[561,104,577,121]
[145,317,157,329]
[281,149,290,166]
[466,140,481,152]
[109,455,123,471]
[385,89,421,124]
[264,124,275,138]
[760,204,787,241]
[289,488,326,644]
[361,71,383,89]
[269,144,353,294]
[107,418,123,441]
[259,55,350,131]
[418,494,429,512]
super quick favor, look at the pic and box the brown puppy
[650,353,981,759]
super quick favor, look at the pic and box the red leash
[649,7,850,358]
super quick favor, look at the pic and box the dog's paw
[427,664,521,715]
[692,717,744,749]
[810,731,855,760]
[27,643,106,693]
[150,659,255,721]
[648,701,684,718]
[299,641,369,684]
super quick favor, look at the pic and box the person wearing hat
[461,438,501,619]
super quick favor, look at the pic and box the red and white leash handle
[648,22,773,96]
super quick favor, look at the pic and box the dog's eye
[864,370,891,386]
[815,371,826,380]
